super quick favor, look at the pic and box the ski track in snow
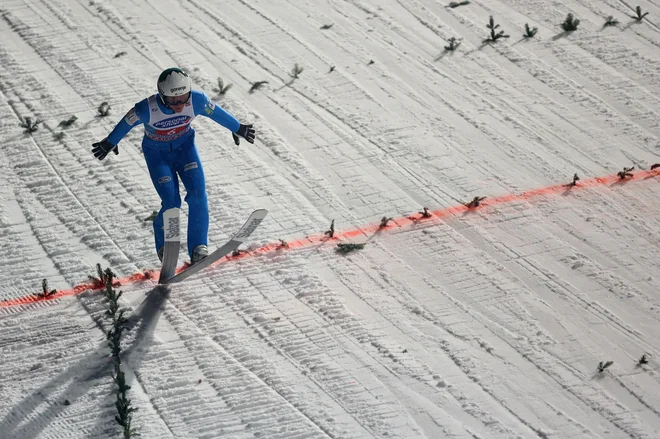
[1,0,660,437]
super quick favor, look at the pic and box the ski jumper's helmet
[157,68,192,106]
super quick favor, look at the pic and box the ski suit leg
[173,134,208,258]
[143,145,182,253]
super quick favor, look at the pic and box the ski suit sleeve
[192,90,240,133]
[106,100,149,145]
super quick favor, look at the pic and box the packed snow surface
[1,0,660,438]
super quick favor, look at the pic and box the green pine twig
[98,102,111,117]
[336,243,365,254]
[565,173,580,187]
[39,279,57,298]
[379,216,394,228]
[249,81,269,94]
[143,211,158,222]
[448,0,470,8]
[604,15,619,27]
[523,23,538,38]
[58,115,78,128]
[561,13,580,31]
[444,37,461,51]
[464,196,486,208]
[484,16,509,42]
[19,116,42,133]
[419,207,432,218]
[213,77,233,97]
[324,219,335,238]
[290,63,304,79]
[631,6,649,21]
[617,166,634,179]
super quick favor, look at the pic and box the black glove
[232,124,255,146]
[92,139,118,160]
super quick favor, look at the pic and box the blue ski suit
[107,91,240,257]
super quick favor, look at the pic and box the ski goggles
[163,92,190,107]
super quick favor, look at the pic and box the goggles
[163,92,190,107]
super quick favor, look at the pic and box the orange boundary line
[1,169,658,309]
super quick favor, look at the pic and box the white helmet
[157,67,192,98]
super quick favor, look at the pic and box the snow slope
[2,0,660,437]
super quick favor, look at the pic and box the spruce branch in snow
[336,243,366,254]
[39,279,57,299]
[604,16,619,27]
[484,16,509,42]
[448,0,470,8]
[464,196,486,208]
[113,367,140,438]
[638,354,649,365]
[631,6,649,21]
[329,66,335,73]
[249,81,269,94]
[419,207,432,218]
[231,248,246,257]
[90,263,121,287]
[114,51,128,58]
[368,59,375,66]
[597,360,613,373]
[19,116,42,133]
[565,173,580,187]
[277,239,288,249]
[97,102,111,117]
[102,267,139,438]
[444,37,461,51]
[561,13,580,31]
[143,211,157,222]
[53,132,66,141]
[324,219,335,238]
[290,63,304,79]
[523,23,538,38]
[58,115,78,128]
[320,23,334,30]
[88,263,105,285]
[379,216,394,228]
[213,77,233,97]
[617,166,634,179]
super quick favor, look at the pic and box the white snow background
[1,0,660,438]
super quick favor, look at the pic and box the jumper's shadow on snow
[86,285,171,436]
[0,340,113,439]
[0,286,170,439]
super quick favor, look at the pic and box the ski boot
[191,244,209,265]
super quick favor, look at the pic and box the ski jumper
[106,90,240,257]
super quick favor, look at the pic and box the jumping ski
[159,209,268,285]
[158,208,181,283]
